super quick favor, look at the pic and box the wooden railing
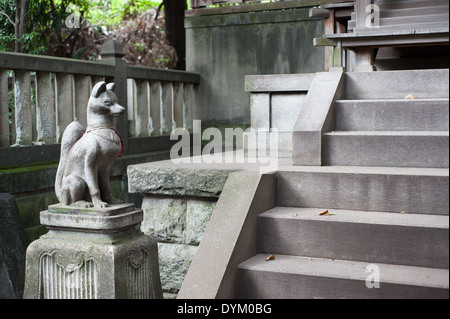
[0,41,200,167]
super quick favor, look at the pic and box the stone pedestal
[23,203,163,299]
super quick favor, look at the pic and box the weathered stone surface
[186,199,216,245]
[0,193,27,299]
[250,93,270,130]
[141,197,187,243]
[186,7,324,124]
[157,243,197,293]
[24,204,163,299]
[271,93,307,133]
[128,164,234,198]
[36,72,55,144]
[140,196,217,246]
[42,203,143,231]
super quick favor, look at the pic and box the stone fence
[188,0,350,12]
[190,0,263,8]
[0,40,200,168]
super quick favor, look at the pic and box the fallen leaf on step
[400,211,406,214]
[317,210,335,216]
[293,213,298,217]
[404,94,416,99]
[265,255,275,261]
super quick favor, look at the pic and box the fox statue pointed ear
[92,82,107,98]
[106,83,115,92]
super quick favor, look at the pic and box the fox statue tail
[55,121,85,203]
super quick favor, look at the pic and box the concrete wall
[186,6,326,125]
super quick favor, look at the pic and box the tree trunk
[14,0,30,53]
[163,0,187,70]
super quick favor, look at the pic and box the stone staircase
[235,69,449,298]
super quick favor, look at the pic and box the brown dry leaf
[317,210,336,216]
[265,255,275,261]
[404,94,416,99]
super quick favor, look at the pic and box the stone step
[236,254,449,299]
[323,131,449,168]
[258,207,449,269]
[276,166,449,215]
[345,69,449,100]
[334,99,449,132]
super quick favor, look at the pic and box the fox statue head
[87,82,125,127]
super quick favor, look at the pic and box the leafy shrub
[110,9,177,69]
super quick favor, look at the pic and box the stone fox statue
[55,82,125,208]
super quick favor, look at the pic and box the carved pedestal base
[23,203,163,299]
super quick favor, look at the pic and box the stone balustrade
[0,41,200,166]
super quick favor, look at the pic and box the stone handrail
[189,0,351,10]
[0,41,200,153]
[190,0,262,8]
[126,65,199,138]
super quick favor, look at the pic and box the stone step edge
[335,98,449,103]
[324,131,449,136]
[276,165,449,177]
[238,254,449,289]
[259,207,449,229]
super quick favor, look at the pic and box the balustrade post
[100,40,128,154]
[14,70,32,146]
[0,69,9,147]
[35,72,55,144]
[135,80,150,137]
[55,73,74,143]
[74,75,91,129]
[127,79,137,137]
[173,82,184,130]
[149,81,162,136]
[160,82,173,136]
[183,83,194,133]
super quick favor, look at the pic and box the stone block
[245,73,314,93]
[0,193,27,299]
[186,199,216,245]
[24,204,163,299]
[141,196,187,243]
[250,93,270,130]
[140,196,217,246]
[271,93,306,132]
[157,243,197,294]
[128,163,233,198]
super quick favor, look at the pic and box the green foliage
[0,0,189,66]
[84,0,163,28]
[0,0,94,54]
